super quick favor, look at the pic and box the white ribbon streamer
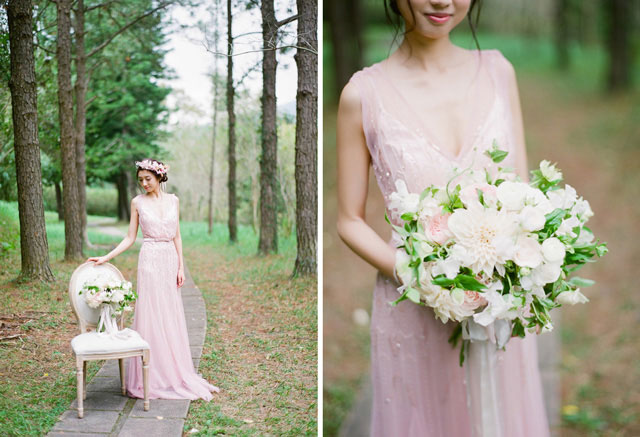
[96,305,136,340]
[462,319,507,437]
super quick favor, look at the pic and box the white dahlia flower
[447,208,517,276]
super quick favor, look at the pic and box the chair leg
[142,351,150,411]
[119,358,126,395]
[76,357,84,418]
[83,361,87,400]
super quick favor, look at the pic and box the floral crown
[135,159,169,175]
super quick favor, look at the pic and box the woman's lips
[425,13,451,24]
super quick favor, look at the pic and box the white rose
[513,236,543,268]
[557,289,589,305]
[497,181,530,211]
[518,205,546,232]
[539,160,563,181]
[542,238,566,264]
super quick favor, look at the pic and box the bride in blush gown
[88,158,219,400]
[336,0,549,435]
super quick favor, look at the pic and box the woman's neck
[147,189,163,199]
[394,34,467,71]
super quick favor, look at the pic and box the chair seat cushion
[71,328,150,355]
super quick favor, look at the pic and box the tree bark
[116,173,130,221]
[293,0,317,276]
[55,180,63,221]
[258,0,279,254]
[326,0,362,101]
[8,0,55,281]
[227,0,237,242]
[605,0,631,92]
[57,0,83,260]
[73,0,90,248]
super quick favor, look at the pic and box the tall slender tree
[258,0,279,254]
[605,0,632,92]
[7,0,54,281]
[292,0,317,276]
[208,0,222,235]
[227,0,237,242]
[57,0,83,260]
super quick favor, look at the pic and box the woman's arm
[173,195,185,288]
[336,81,397,279]
[87,197,140,265]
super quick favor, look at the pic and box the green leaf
[512,318,526,338]
[454,274,487,292]
[568,277,595,288]
[431,275,455,288]
[401,212,416,221]
[406,287,421,304]
[596,243,608,257]
[484,142,509,163]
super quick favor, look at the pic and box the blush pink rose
[423,213,452,245]
[462,290,487,311]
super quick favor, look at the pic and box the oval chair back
[68,262,126,333]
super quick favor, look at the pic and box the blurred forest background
[324,0,640,436]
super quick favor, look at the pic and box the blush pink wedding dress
[126,193,219,400]
[348,50,550,436]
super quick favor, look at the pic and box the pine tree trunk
[227,0,237,242]
[55,180,63,221]
[293,0,318,276]
[116,174,130,221]
[258,0,279,254]
[74,0,90,248]
[606,0,631,92]
[57,0,83,260]
[8,0,55,281]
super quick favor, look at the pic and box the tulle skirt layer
[126,242,219,400]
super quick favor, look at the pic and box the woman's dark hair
[384,0,483,49]
[136,158,169,183]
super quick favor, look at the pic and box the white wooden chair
[68,262,150,418]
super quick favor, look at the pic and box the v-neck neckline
[375,52,498,162]
[141,193,171,221]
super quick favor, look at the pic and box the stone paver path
[47,264,207,436]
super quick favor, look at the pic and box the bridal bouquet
[80,277,136,314]
[388,144,607,364]
[79,276,137,333]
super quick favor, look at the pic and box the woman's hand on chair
[87,256,108,265]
